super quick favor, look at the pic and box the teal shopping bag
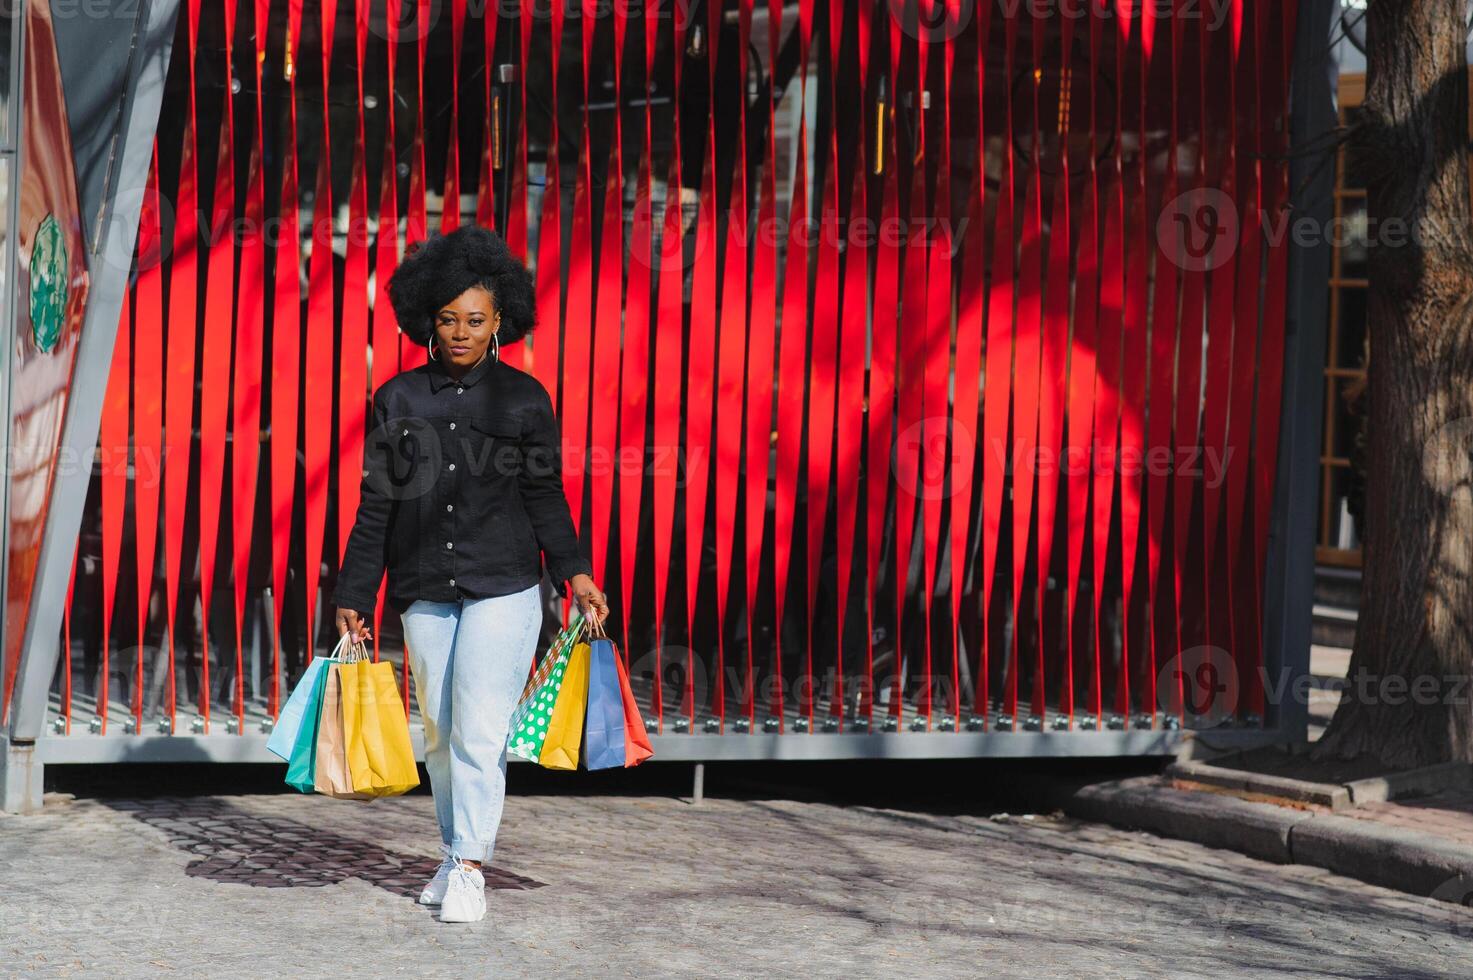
[284,660,333,793]
[266,655,333,762]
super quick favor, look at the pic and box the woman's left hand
[570,574,609,624]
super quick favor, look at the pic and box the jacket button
[456,387,464,394]
[446,541,454,550]
[446,504,453,512]
[449,578,455,586]
[449,422,456,430]
[448,463,455,471]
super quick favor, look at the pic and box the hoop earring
[491,332,500,364]
[427,336,439,361]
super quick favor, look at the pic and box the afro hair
[386,224,537,346]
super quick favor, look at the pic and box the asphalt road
[3,763,1471,978]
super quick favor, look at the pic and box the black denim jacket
[331,354,592,615]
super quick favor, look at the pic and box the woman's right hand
[336,607,372,644]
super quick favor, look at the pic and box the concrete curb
[1165,758,1473,811]
[1052,776,1473,904]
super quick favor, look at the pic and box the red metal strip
[506,0,535,263]
[1063,1,1102,724]
[230,0,271,714]
[832,0,873,729]
[338,0,372,646]
[302,0,340,664]
[269,0,304,711]
[1033,11,1076,721]
[650,0,689,727]
[588,0,627,589]
[476,0,499,229]
[1005,13,1044,724]
[770,0,814,729]
[743,0,783,724]
[63,554,75,732]
[617,0,658,662]
[162,0,203,732]
[401,0,431,374]
[802,0,843,727]
[369,0,402,662]
[197,0,241,732]
[531,0,565,402]
[1250,1,1299,717]
[133,149,164,730]
[712,0,754,728]
[441,0,467,232]
[559,0,596,543]
[99,270,130,733]
[977,10,1016,720]
[683,0,723,727]
[951,0,990,723]
[1114,2,1154,720]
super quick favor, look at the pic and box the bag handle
[329,631,371,663]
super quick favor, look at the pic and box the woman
[332,224,608,924]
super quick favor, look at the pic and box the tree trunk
[1315,0,1473,768]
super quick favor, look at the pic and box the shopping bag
[537,639,591,770]
[508,618,586,763]
[613,643,655,767]
[314,664,375,800]
[284,662,332,793]
[582,635,628,770]
[340,658,421,797]
[267,653,334,761]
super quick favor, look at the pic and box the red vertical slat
[99,276,131,733]
[742,0,782,725]
[400,0,431,374]
[302,0,340,664]
[712,0,754,729]
[369,0,403,662]
[649,0,689,728]
[440,0,467,232]
[476,0,500,229]
[951,0,991,723]
[1114,0,1154,721]
[683,0,722,726]
[617,0,658,660]
[197,0,240,733]
[1063,1,1102,724]
[230,0,271,720]
[338,0,372,647]
[163,0,203,733]
[833,0,873,729]
[977,10,1016,721]
[588,0,627,589]
[891,3,926,727]
[269,0,305,713]
[1250,1,1299,719]
[1033,11,1076,721]
[531,0,565,402]
[769,0,814,729]
[62,555,76,732]
[506,0,534,263]
[1004,13,1044,724]
[802,0,842,728]
[133,150,165,731]
[1143,5,1180,722]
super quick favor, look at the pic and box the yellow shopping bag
[537,639,591,771]
[340,658,422,797]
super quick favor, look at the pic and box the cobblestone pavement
[4,785,1473,978]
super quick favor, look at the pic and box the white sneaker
[438,862,487,923]
[418,845,457,906]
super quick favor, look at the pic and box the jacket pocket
[465,414,522,480]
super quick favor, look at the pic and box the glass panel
[1335,287,1368,369]
[1337,197,1368,280]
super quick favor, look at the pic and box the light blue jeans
[401,584,542,863]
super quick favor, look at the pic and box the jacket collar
[427,351,495,392]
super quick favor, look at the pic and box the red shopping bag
[612,645,654,767]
